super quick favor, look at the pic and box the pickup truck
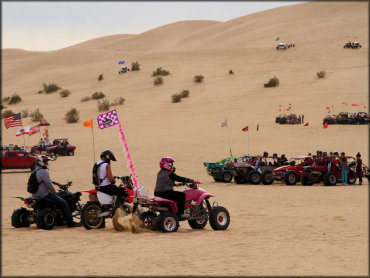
[1,150,36,170]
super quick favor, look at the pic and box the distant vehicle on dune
[118,66,129,74]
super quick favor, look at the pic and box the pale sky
[2,1,303,51]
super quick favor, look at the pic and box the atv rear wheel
[35,208,56,230]
[284,171,298,185]
[221,171,233,183]
[139,211,157,230]
[261,170,274,185]
[209,206,230,230]
[156,212,179,233]
[11,207,31,228]
[323,172,337,186]
[248,170,261,184]
[300,175,313,186]
[81,201,105,229]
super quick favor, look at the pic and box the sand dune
[1,1,368,276]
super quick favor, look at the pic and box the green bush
[172,94,182,103]
[8,94,22,104]
[131,62,141,71]
[180,90,189,98]
[65,108,79,123]
[152,67,170,77]
[1,109,14,119]
[154,77,163,85]
[60,90,71,98]
[81,96,91,102]
[30,108,44,122]
[98,74,104,81]
[317,70,326,78]
[194,75,204,83]
[43,83,61,93]
[92,91,105,99]
[97,99,110,111]
[21,109,29,118]
[111,97,125,106]
[264,76,279,87]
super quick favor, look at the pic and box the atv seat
[150,197,176,204]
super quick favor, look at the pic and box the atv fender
[196,193,215,206]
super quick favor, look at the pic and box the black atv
[11,181,82,230]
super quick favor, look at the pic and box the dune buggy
[203,156,242,182]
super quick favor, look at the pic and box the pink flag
[97,109,120,129]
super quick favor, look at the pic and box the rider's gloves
[186,178,194,183]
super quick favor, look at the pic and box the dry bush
[152,67,170,76]
[180,90,189,98]
[8,94,22,104]
[92,91,105,99]
[131,62,141,71]
[97,99,110,111]
[2,96,10,103]
[60,90,71,98]
[1,109,14,119]
[65,108,79,123]
[81,96,91,102]
[30,108,44,122]
[229,70,234,75]
[172,94,182,103]
[21,109,29,118]
[317,70,326,78]
[98,74,104,81]
[264,76,279,87]
[111,97,125,106]
[194,75,204,83]
[43,83,61,93]
[154,77,163,85]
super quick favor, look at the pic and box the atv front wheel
[188,214,208,229]
[81,201,105,229]
[209,206,230,230]
[284,171,298,185]
[11,207,31,228]
[221,171,233,183]
[35,208,56,230]
[156,212,179,233]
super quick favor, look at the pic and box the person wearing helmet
[154,157,194,219]
[94,150,128,199]
[32,155,80,227]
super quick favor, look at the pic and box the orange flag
[83,119,93,128]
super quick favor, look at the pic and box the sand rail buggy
[203,156,243,182]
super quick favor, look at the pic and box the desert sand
[1,1,368,276]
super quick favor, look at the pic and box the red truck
[1,147,36,170]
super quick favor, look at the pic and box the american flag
[4,113,22,129]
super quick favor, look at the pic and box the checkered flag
[97,109,120,129]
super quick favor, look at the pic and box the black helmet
[100,150,116,161]
[273,153,278,158]
[356,152,361,157]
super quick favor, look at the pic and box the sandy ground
[1,1,368,276]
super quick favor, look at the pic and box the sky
[2,1,303,51]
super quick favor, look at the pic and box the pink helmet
[159,157,175,171]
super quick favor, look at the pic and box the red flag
[257,123,259,131]
[352,104,356,106]
[278,109,281,112]
[304,122,309,126]
[325,107,330,110]
[242,126,248,132]
[323,122,328,129]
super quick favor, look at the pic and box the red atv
[46,138,76,158]
[1,146,36,170]
[269,156,314,185]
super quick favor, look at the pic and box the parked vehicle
[46,138,76,158]
[275,114,302,124]
[352,42,361,48]
[118,66,129,74]
[80,176,134,229]
[276,43,288,50]
[11,181,82,230]
[343,41,353,48]
[323,112,369,125]
[343,41,361,49]
[135,180,230,233]
[1,147,36,170]
[203,156,242,182]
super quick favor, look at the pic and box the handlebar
[114,175,131,182]
[175,180,201,189]
[52,181,72,190]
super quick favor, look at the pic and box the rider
[94,150,128,200]
[32,155,80,227]
[154,157,194,219]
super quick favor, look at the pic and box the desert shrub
[92,91,105,99]
[38,90,43,94]
[0,104,5,110]
[152,67,170,77]
[97,99,110,111]
[81,96,91,102]
[154,77,163,85]
[172,94,182,103]
[131,62,141,71]
[1,109,14,118]
[65,108,79,123]
[30,108,44,122]
[229,70,234,75]
[317,70,326,78]
[98,74,104,81]
[111,97,125,106]
[60,90,71,98]
[8,94,22,104]
[194,75,204,83]
[43,83,61,93]
[21,109,29,118]
[180,90,189,98]
[2,96,10,102]
[264,76,279,87]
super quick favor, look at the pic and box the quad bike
[80,176,134,229]
[11,181,82,230]
[134,180,230,233]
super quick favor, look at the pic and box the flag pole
[227,124,232,156]
[91,124,96,163]
[248,130,250,156]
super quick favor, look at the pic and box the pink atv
[134,181,230,233]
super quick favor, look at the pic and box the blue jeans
[341,170,348,184]
[45,192,74,225]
